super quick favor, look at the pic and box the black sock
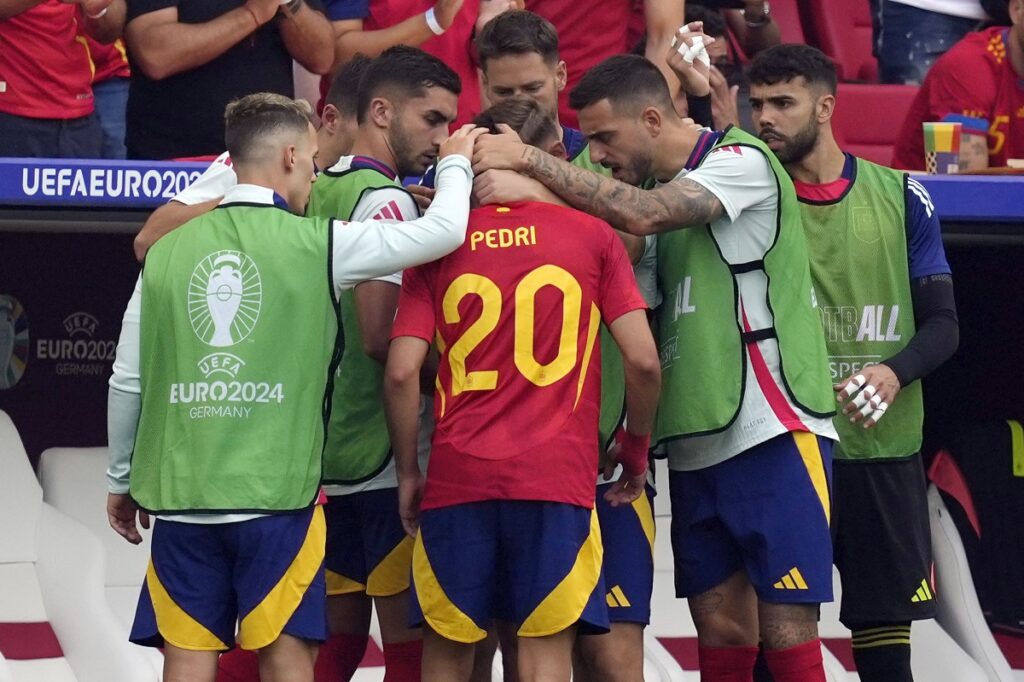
[849,622,913,682]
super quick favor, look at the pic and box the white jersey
[173,152,237,205]
[886,0,986,20]
[108,156,474,522]
[663,144,837,472]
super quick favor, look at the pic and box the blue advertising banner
[0,158,209,209]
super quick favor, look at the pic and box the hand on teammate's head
[439,124,490,161]
[470,123,527,174]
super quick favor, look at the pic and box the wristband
[744,1,771,27]
[614,427,651,477]
[86,6,109,19]
[424,7,445,35]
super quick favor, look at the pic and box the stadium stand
[801,0,878,81]
[831,82,920,166]
[0,411,156,682]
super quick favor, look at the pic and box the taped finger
[839,374,867,399]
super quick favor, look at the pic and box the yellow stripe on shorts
[793,431,831,524]
[367,535,414,597]
[632,490,656,558]
[412,530,487,643]
[238,506,327,650]
[146,560,228,651]
[326,569,366,596]
[519,508,604,638]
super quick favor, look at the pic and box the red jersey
[893,27,1024,170]
[0,1,94,119]
[86,37,130,84]
[526,0,632,129]
[392,202,646,510]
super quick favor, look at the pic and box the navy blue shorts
[410,501,609,643]
[325,488,412,597]
[131,507,327,651]
[595,483,655,624]
[669,432,834,603]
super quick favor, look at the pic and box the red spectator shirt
[525,0,633,128]
[391,202,646,510]
[86,37,130,84]
[893,27,1024,169]
[0,1,94,119]
[321,0,479,126]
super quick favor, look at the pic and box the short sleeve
[925,43,998,124]
[598,226,648,324]
[322,0,370,21]
[126,0,178,23]
[391,264,437,343]
[683,145,776,222]
[904,177,951,279]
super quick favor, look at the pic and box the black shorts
[832,453,935,627]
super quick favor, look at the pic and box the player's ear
[555,60,567,91]
[369,96,393,129]
[284,143,298,172]
[321,104,340,134]
[548,139,568,161]
[816,92,836,124]
[641,105,663,137]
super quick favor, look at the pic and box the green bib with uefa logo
[799,158,922,460]
[132,203,340,513]
[309,161,407,483]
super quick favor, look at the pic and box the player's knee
[758,602,819,650]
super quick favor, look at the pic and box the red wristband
[614,428,651,477]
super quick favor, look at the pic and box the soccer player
[748,45,959,682]
[383,115,662,682]
[473,14,661,680]
[131,55,370,263]
[305,44,460,682]
[475,51,840,682]
[105,92,482,682]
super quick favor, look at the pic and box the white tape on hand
[866,401,889,426]
[839,374,867,400]
[681,35,710,67]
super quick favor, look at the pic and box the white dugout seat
[0,410,155,682]
[36,446,163,681]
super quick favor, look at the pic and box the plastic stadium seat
[0,411,156,682]
[929,484,1018,681]
[802,0,878,81]
[772,0,807,44]
[37,447,163,680]
[831,82,919,166]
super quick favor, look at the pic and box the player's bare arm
[383,336,431,536]
[354,281,401,365]
[277,0,334,75]
[474,132,724,235]
[134,197,220,262]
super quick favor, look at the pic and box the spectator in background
[84,35,131,158]
[322,0,520,128]
[524,0,684,128]
[123,0,334,159]
[892,0,1023,170]
[873,0,988,84]
[0,0,125,158]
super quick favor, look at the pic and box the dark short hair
[747,44,838,95]
[476,10,560,69]
[569,55,674,114]
[473,98,559,148]
[325,54,372,119]
[356,45,461,124]
[224,93,311,163]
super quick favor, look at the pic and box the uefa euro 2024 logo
[189,251,262,348]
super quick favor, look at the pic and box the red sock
[314,633,368,682]
[763,640,826,682]
[698,645,760,681]
[382,639,423,682]
[216,648,260,682]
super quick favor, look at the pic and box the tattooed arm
[472,132,725,236]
